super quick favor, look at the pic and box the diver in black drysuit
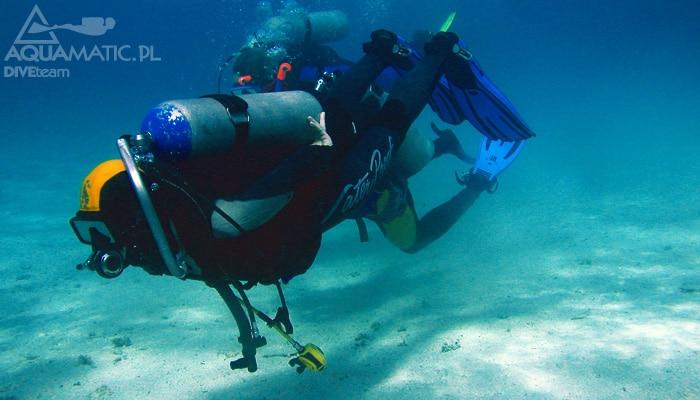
[69,28,515,376]
[191,29,489,283]
[231,24,489,256]
[88,30,482,285]
[317,30,492,254]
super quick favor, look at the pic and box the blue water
[1,1,699,399]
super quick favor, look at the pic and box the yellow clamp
[290,343,326,373]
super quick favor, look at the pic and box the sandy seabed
[0,148,699,400]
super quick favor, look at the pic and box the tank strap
[303,17,312,46]
[202,94,250,147]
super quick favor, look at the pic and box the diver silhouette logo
[14,5,115,45]
[4,4,159,78]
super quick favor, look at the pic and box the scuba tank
[260,10,349,47]
[306,10,349,43]
[140,91,323,160]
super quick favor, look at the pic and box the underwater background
[1,0,699,398]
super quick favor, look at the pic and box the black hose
[210,282,258,372]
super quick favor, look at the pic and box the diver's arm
[238,113,334,200]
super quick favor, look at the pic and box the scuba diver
[220,8,530,253]
[70,29,534,375]
[223,8,533,142]
[220,7,352,95]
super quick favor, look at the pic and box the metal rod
[117,137,187,279]
[211,282,258,372]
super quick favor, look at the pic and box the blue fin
[471,138,524,181]
[377,38,535,142]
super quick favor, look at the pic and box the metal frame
[117,137,187,279]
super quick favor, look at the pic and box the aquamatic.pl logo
[4,4,161,79]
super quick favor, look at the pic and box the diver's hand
[308,112,333,147]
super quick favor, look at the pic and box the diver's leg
[406,134,524,251]
[405,176,491,253]
[430,122,474,162]
[373,32,458,139]
[320,33,461,228]
[325,30,402,107]
[323,30,403,150]
[367,176,486,254]
[368,182,420,251]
